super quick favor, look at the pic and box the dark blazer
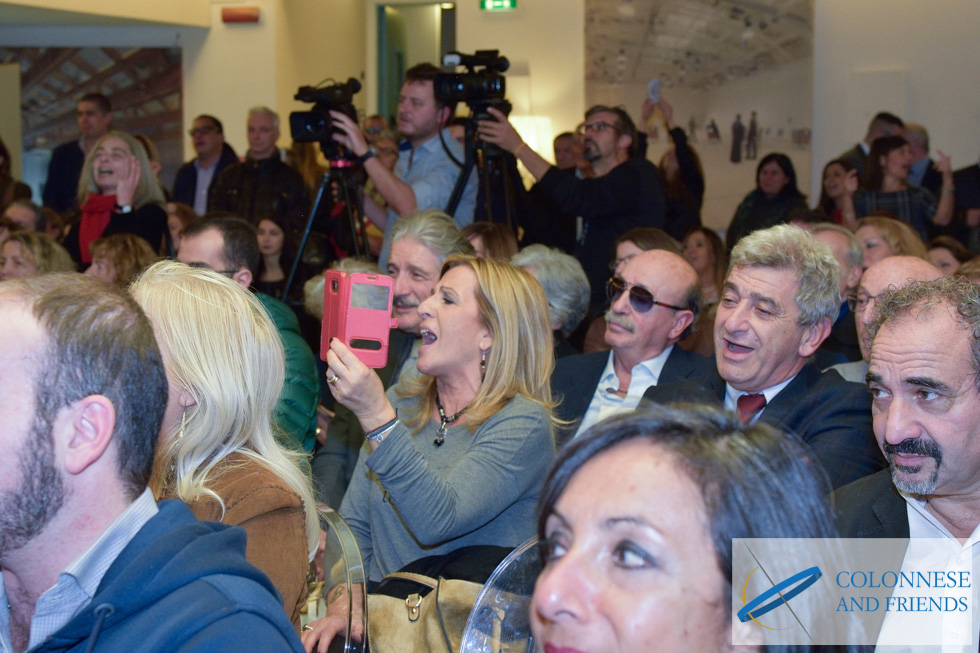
[833,469,909,538]
[552,345,713,447]
[953,164,980,210]
[171,143,240,209]
[918,158,943,198]
[642,362,886,489]
[839,143,867,183]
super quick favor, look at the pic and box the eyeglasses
[848,291,883,312]
[577,121,617,135]
[189,126,218,137]
[606,276,686,313]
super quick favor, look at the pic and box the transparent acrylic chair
[304,507,368,653]
[458,536,541,653]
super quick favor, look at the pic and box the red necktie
[736,393,767,424]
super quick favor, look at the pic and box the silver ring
[327,374,340,385]
[302,624,314,632]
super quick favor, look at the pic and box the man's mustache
[883,437,942,463]
[605,310,634,333]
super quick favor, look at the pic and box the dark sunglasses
[606,276,686,313]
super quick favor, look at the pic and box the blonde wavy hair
[130,260,318,558]
[76,130,166,209]
[3,231,76,274]
[396,255,557,433]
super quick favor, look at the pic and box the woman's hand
[301,584,365,653]
[114,155,141,207]
[324,338,396,432]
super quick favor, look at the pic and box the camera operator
[330,63,476,266]
[478,105,666,312]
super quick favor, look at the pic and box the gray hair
[247,105,280,130]
[812,222,863,270]
[729,224,841,326]
[904,122,929,152]
[389,209,475,265]
[512,244,590,337]
[868,276,980,390]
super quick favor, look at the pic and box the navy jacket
[43,140,85,214]
[171,143,240,209]
[552,346,713,447]
[642,362,886,489]
[36,499,303,652]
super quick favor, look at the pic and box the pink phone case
[321,271,399,368]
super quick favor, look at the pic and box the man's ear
[668,310,695,341]
[438,105,452,128]
[63,395,116,476]
[233,267,253,290]
[617,132,633,153]
[799,316,832,358]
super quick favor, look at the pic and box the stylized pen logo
[738,566,822,627]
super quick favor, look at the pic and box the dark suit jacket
[552,345,713,447]
[833,469,909,538]
[839,143,867,183]
[918,159,943,198]
[818,304,861,364]
[171,143,240,208]
[954,164,980,210]
[642,362,886,489]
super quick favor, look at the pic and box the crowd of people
[2,65,980,653]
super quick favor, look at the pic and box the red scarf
[78,194,117,264]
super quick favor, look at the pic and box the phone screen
[351,282,390,311]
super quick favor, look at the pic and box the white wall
[812,0,980,195]
[0,63,22,178]
[0,0,369,159]
[397,4,441,71]
[455,0,585,146]
[1,0,208,26]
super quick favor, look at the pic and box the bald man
[830,256,943,383]
[551,249,712,446]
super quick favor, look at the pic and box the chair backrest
[458,536,541,653]
[319,507,368,653]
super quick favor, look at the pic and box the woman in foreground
[531,403,842,653]
[131,260,319,630]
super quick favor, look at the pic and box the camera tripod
[445,116,522,228]
[281,156,367,303]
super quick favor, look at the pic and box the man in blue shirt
[330,63,476,266]
[0,274,302,653]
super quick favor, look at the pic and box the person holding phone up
[302,256,557,652]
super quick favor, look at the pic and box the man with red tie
[643,224,885,489]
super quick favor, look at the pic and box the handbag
[367,572,483,653]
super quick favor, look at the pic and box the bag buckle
[405,593,422,622]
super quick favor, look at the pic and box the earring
[480,349,487,382]
[177,408,187,440]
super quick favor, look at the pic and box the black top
[538,156,667,310]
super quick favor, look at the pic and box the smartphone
[648,78,661,103]
[321,271,398,368]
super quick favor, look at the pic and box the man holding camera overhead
[478,105,666,312]
[331,63,476,267]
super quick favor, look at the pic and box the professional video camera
[434,50,511,120]
[289,77,361,161]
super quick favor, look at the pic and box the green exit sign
[480,0,517,10]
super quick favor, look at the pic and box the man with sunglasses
[551,249,711,447]
[478,104,666,311]
[172,114,239,215]
[643,224,886,489]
